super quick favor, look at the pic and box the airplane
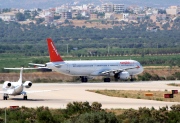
[30,38,144,82]
[1,67,34,100]
[0,67,57,100]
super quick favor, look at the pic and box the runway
[0,81,180,109]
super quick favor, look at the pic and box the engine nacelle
[4,81,11,88]
[23,81,32,88]
[119,71,130,80]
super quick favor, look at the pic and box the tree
[16,13,25,21]
[91,102,102,111]
[35,18,45,24]
[72,111,118,123]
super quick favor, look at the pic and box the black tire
[104,78,111,82]
[84,78,88,82]
[24,96,27,100]
[81,77,88,82]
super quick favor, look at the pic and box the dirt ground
[64,20,115,29]
[144,66,180,78]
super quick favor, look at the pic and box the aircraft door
[66,63,70,73]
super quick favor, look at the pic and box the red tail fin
[47,38,64,62]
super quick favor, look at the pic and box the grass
[0,53,49,71]
[0,53,180,71]
[87,90,180,102]
[167,83,180,87]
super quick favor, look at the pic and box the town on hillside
[0,3,179,31]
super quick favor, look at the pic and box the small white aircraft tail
[4,67,37,84]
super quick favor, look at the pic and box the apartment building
[61,12,72,19]
[166,6,179,15]
[55,5,71,14]
[0,12,16,21]
[102,3,124,13]
[90,14,98,20]
[113,4,124,13]
[102,3,113,12]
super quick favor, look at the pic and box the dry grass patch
[105,109,126,116]
[87,90,180,102]
[167,83,180,87]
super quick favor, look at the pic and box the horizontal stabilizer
[29,63,46,67]
[4,67,38,70]
[23,89,59,94]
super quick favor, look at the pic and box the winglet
[47,38,64,62]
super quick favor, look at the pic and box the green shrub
[67,111,118,123]
[166,76,176,80]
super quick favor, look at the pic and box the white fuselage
[46,60,143,76]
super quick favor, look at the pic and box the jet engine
[119,71,130,80]
[23,81,32,88]
[4,81,11,88]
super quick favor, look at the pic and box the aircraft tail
[47,38,64,62]
[18,67,23,84]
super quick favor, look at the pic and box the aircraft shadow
[1,98,69,102]
[7,98,45,101]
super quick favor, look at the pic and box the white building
[104,13,114,20]
[146,8,158,16]
[113,4,124,13]
[55,5,71,14]
[102,3,125,13]
[39,9,54,18]
[0,13,16,21]
[166,6,179,15]
[102,3,113,12]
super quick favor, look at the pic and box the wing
[21,89,59,94]
[4,67,38,70]
[101,66,140,75]
[0,90,59,95]
[0,90,14,95]
[0,91,6,94]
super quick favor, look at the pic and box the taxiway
[0,81,180,109]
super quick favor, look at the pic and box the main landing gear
[3,94,8,100]
[130,75,134,81]
[80,76,111,82]
[104,78,111,82]
[23,95,28,100]
[23,93,28,100]
[3,94,28,100]
[80,76,88,82]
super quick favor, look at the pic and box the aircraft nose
[137,62,143,73]
[138,63,143,73]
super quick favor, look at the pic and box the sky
[0,0,179,9]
